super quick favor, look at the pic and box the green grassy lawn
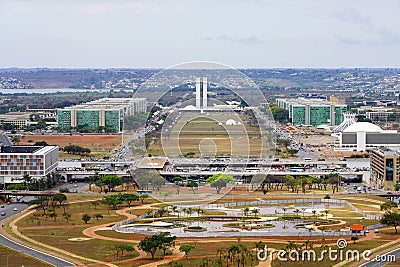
[22,227,138,262]
[0,244,53,267]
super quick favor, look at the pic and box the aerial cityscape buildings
[276,97,347,126]
[57,98,146,132]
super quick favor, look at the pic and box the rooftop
[0,145,58,154]
[343,122,383,133]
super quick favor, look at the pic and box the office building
[0,145,58,185]
[0,113,31,129]
[370,147,400,191]
[276,98,347,126]
[57,98,146,132]
[195,77,208,110]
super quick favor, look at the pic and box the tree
[242,207,250,217]
[115,244,134,259]
[97,175,122,192]
[81,214,91,224]
[380,201,398,212]
[23,173,32,190]
[95,214,103,220]
[179,245,195,259]
[206,174,236,194]
[89,172,99,191]
[49,212,57,222]
[251,209,259,218]
[90,201,100,210]
[139,194,149,204]
[34,141,49,146]
[53,193,67,212]
[139,233,175,259]
[324,210,329,220]
[63,212,71,222]
[159,232,177,256]
[121,193,139,207]
[381,211,400,234]
[139,236,158,259]
[186,181,198,194]
[102,195,123,210]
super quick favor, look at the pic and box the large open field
[148,112,273,157]
[19,134,122,150]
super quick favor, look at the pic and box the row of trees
[252,173,342,194]
[102,193,149,211]
[6,172,61,191]
[63,145,91,155]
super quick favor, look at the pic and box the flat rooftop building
[0,145,59,184]
[276,97,347,126]
[370,147,400,191]
[57,97,146,132]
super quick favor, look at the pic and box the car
[374,229,379,233]
[74,184,78,188]
[0,205,4,208]
[13,207,17,211]
[1,212,5,216]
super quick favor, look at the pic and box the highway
[0,183,88,267]
[0,234,74,267]
[0,133,12,146]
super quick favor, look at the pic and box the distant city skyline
[1,0,400,68]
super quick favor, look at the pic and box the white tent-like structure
[332,112,356,133]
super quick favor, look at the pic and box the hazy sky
[1,0,400,68]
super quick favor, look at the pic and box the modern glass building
[276,98,347,126]
[57,98,146,132]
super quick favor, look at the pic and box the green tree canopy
[206,173,236,194]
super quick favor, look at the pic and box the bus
[136,190,153,195]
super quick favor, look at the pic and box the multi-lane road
[0,184,88,266]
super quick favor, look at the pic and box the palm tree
[242,207,250,217]
[196,208,204,227]
[251,209,259,218]
[187,207,193,218]
[294,209,300,217]
[303,240,312,250]
[324,210,329,220]
[312,210,317,218]
[301,208,306,218]
[282,207,287,216]
[172,206,178,217]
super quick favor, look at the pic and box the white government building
[332,113,400,151]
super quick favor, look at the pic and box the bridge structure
[160,170,365,178]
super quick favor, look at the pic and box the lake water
[0,88,133,94]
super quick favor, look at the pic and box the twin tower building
[195,77,208,110]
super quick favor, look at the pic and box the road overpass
[0,190,55,197]
[159,170,365,177]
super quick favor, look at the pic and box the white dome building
[225,119,237,126]
[343,122,383,133]
[333,120,399,152]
